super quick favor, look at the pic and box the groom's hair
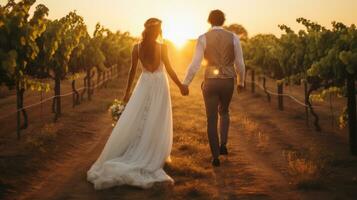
[208,10,225,26]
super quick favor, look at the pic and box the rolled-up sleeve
[233,34,246,86]
[183,35,206,86]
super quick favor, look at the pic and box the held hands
[180,84,189,96]
[237,85,245,94]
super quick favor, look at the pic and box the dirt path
[6,77,357,200]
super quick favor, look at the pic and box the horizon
[1,0,357,45]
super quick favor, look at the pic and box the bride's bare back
[123,41,186,103]
[138,43,162,73]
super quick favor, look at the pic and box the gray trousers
[202,78,234,159]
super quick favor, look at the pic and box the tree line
[230,19,357,155]
[0,0,135,139]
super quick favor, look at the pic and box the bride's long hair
[140,18,162,63]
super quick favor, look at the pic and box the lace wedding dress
[87,44,174,189]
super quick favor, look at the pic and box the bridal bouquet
[109,99,126,126]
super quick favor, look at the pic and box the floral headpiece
[144,19,161,28]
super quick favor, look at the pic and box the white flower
[109,99,126,126]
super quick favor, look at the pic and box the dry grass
[178,143,200,154]
[240,116,259,132]
[176,181,216,200]
[25,123,61,152]
[256,131,270,150]
[283,150,326,190]
[165,156,213,179]
[240,115,270,151]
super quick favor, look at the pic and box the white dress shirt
[183,26,246,86]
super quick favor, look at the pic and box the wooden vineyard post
[97,71,102,90]
[87,69,92,101]
[347,75,357,155]
[54,73,61,121]
[244,68,248,89]
[40,86,44,123]
[72,79,80,108]
[16,83,21,140]
[304,80,309,126]
[263,76,271,102]
[103,71,107,88]
[251,70,255,93]
[72,80,76,108]
[81,75,88,101]
[277,81,284,111]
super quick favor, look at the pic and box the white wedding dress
[87,44,174,190]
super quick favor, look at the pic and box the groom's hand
[180,85,189,96]
[237,85,245,94]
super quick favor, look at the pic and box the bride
[87,18,188,189]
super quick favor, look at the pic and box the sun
[164,30,188,48]
[161,14,202,49]
[163,23,191,48]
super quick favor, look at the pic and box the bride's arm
[162,44,186,92]
[123,44,139,102]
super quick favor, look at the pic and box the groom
[182,10,246,167]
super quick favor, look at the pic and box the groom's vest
[204,29,236,79]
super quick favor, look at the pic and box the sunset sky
[2,0,357,46]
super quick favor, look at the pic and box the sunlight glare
[162,12,203,48]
